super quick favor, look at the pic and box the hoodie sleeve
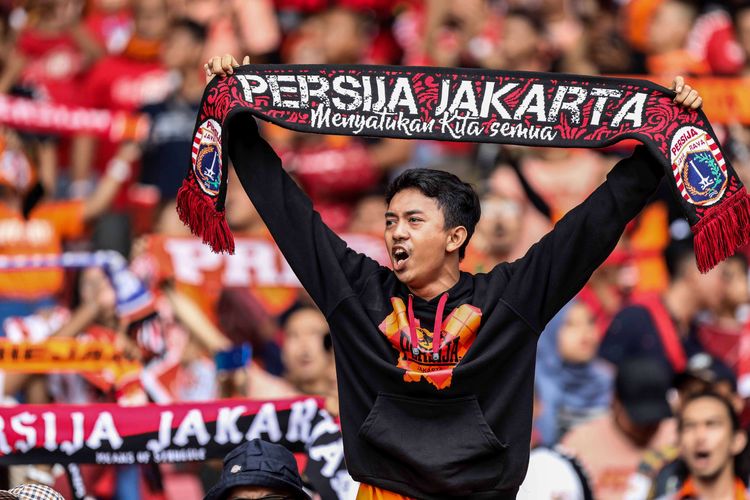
[227,114,383,317]
[498,146,664,334]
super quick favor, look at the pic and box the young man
[205,55,703,499]
[657,391,748,499]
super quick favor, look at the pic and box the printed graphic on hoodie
[378,297,482,390]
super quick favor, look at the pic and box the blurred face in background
[720,257,749,313]
[647,0,696,54]
[282,308,331,390]
[79,267,117,324]
[319,8,368,64]
[679,396,745,481]
[478,194,521,259]
[133,0,170,40]
[683,260,726,312]
[161,25,204,71]
[225,166,264,233]
[557,302,599,365]
[499,13,542,69]
[349,195,387,236]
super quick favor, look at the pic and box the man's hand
[204,54,250,84]
[671,76,703,110]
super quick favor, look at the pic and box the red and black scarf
[177,65,750,272]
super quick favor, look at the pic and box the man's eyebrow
[384,210,425,217]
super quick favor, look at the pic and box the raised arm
[498,77,702,333]
[207,56,383,317]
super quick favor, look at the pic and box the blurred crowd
[3,0,750,498]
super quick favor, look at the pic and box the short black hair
[678,390,740,432]
[664,238,695,280]
[170,17,207,44]
[385,168,481,260]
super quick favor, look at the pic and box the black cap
[673,353,737,391]
[204,439,311,500]
[616,358,672,425]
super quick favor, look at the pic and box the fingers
[243,55,250,65]
[671,75,684,92]
[204,54,243,84]
[673,80,702,109]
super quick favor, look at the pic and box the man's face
[226,485,292,499]
[680,397,743,481]
[133,0,170,40]
[282,309,330,387]
[557,302,599,365]
[225,167,263,233]
[478,195,521,259]
[385,188,452,289]
[161,27,202,70]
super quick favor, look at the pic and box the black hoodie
[227,113,663,499]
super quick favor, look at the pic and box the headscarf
[535,301,613,446]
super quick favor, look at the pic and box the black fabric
[226,109,664,498]
[599,305,705,378]
[204,439,311,500]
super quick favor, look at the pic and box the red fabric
[81,53,171,178]
[633,293,687,373]
[16,29,87,105]
[84,9,133,53]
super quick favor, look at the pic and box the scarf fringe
[176,180,235,254]
[692,188,750,273]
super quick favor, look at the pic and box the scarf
[535,301,612,445]
[177,65,750,272]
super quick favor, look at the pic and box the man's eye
[409,217,421,223]
[385,220,394,227]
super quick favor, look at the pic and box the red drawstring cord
[407,295,419,356]
[432,293,448,361]
[407,293,449,359]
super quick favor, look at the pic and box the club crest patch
[670,126,728,206]
[191,119,222,197]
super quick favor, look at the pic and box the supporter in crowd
[1,0,750,496]
[126,17,208,200]
[71,0,173,192]
[646,0,703,76]
[518,391,594,500]
[0,128,129,323]
[627,353,742,499]
[695,253,750,385]
[204,439,310,500]
[461,190,523,273]
[562,357,676,499]
[281,306,338,415]
[83,0,133,54]
[656,391,749,499]
[535,300,613,446]
[599,240,725,378]
[179,0,280,62]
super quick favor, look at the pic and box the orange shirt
[0,201,85,300]
[356,484,413,500]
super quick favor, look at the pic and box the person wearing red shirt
[70,0,174,192]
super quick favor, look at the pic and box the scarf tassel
[176,180,235,254]
[692,188,750,273]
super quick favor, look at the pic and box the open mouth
[392,247,410,271]
[693,450,711,467]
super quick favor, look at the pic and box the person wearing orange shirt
[0,128,131,322]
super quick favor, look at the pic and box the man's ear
[446,226,468,255]
[732,429,747,456]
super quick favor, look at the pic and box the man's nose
[392,220,409,240]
